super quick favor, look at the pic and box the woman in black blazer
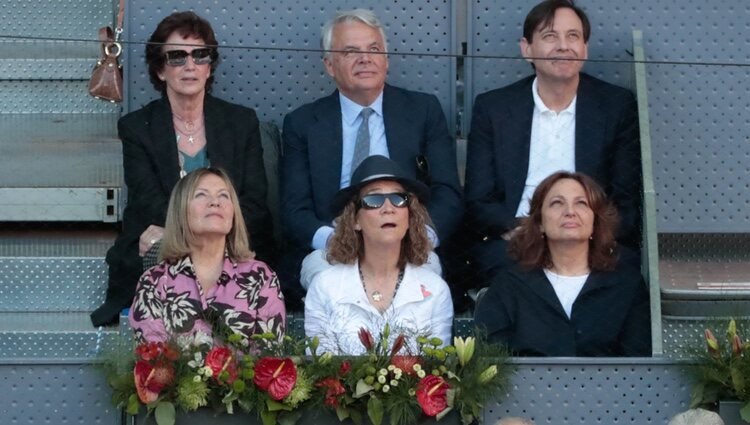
[91,11,274,326]
[474,171,650,356]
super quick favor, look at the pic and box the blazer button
[576,330,583,335]
[482,235,489,241]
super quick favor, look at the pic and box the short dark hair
[523,0,591,43]
[509,172,619,272]
[145,11,220,94]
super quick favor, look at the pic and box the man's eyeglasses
[359,193,409,210]
[164,48,214,66]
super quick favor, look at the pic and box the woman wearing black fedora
[304,155,453,354]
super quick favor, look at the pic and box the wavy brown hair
[327,189,432,268]
[160,167,253,263]
[509,171,618,271]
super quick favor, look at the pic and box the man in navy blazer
[465,0,641,284]
[279,9,462,307]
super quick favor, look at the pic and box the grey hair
[320,8,388,58]
[667,409,724,425]
[495,418,535,425]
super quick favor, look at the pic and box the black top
[474,264,651,357]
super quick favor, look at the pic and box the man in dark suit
[280,9,462,308]
[465,0,641,284]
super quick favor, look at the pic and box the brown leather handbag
[88,0,124,102]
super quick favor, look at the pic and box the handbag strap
[113,0,125,40]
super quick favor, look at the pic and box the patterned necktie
[351,107,374,176]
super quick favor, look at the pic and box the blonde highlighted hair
[160,167,254,263]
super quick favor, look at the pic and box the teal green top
[178,145,209,175]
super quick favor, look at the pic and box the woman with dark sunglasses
[304,156,453,354]
[91,11,274,326]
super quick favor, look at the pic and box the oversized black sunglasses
[359,192,409,210]
[164,48,214,66]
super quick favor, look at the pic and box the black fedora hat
[330,155,430,216]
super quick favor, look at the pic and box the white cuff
[426,225,440,248]
[311,226,335,250]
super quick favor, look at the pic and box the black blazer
[474,264,651,357]
[465,73,642,245]
[280,84,463,250]
[96,95,274,325]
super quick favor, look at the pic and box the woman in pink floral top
[129,168,285,346]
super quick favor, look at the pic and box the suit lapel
[574,75,606,177]
[577,270,616,299]
[150,97,181,193]
[382,85,413,173]
[517,268,569,320]
[309,91,344,207]
[203,96,231,171]
[505,79,535,211]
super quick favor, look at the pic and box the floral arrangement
[103,324,510,425]
[689,319,750,422]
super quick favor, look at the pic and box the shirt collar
[340,91,384,126]
[168,252,235,277]
[531,77,577,115]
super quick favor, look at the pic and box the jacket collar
[574,74,606,175]
[150,97,180,193]
[505,76,536,210]
[510,265,616,320]
[309,91,345,210]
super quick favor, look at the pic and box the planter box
[719,400,750,425]
[132,408,461,425]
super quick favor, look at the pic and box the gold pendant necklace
[358,265,405,304]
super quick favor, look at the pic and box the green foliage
[690,319,750,410]
[154,401,176,425]
[176,377,209,411]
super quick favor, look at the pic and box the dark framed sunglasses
[164,48,214,66]
[359,192,409,210]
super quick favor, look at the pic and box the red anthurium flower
[315,377,346,407]
[205,347,239,384]
[391,355,421,376]
[416,375,450,416]
[339,360,352,377]
[358,328,375,351]
[254,357,297,401]
[134,360,174,404]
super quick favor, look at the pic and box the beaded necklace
[358,264,405,304]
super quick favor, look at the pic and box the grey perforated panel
[489,360,692,424]
[0,0,114,38]
[0,364,120,424]
[124,0,456,131]
[661,316,724,359]
[0,258,107,311]
[1,81,119,114]
[468,0,750,232]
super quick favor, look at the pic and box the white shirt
[544,269,589,319]
[515,78,577,217]
[311,92,388,250]
[304,262,454,354]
